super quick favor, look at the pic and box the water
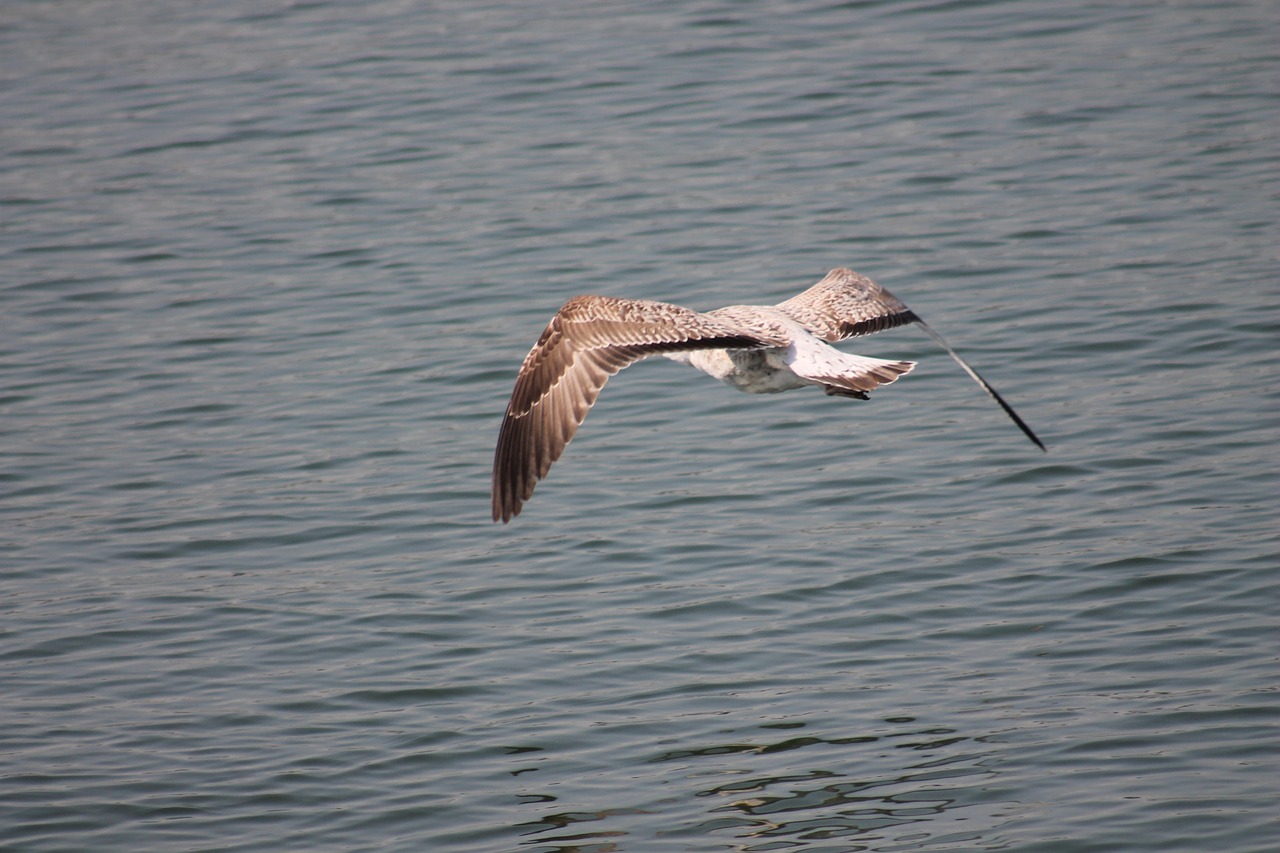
[2,1,1277,850]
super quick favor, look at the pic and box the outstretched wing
[779,268,1046,451]
[775,267,919,341]
[493,295,772,522]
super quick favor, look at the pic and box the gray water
[2,1,1277,851]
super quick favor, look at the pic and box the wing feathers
[492,295,774,522]
[778,268,1044,451]
[911,320,1047,452]
[776,268,919,342]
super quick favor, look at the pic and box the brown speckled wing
[781,268,1045,451]
[775,268,919,341]
[492,295,772,522]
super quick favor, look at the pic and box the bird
[492,267,1044,522]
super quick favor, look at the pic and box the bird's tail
[789,341,915,397]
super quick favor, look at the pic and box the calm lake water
[2,1,1277,851]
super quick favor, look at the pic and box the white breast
[670,348,811,394]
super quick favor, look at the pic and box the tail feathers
[788,344,915,396]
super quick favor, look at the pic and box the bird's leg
[823,385,869,400]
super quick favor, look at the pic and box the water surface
[2,1,1277,851]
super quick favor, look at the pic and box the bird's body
[664,305,912,397]
[492,268,1044,522]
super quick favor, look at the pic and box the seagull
[492,268,1044,522]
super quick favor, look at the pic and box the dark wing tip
[913,318,1047,452]
[982,376,1048,452]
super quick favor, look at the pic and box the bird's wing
[492,295,774,522]
[775,267,919,342]
[779,268,1046,451]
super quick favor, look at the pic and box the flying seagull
[492,267,1044,522]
